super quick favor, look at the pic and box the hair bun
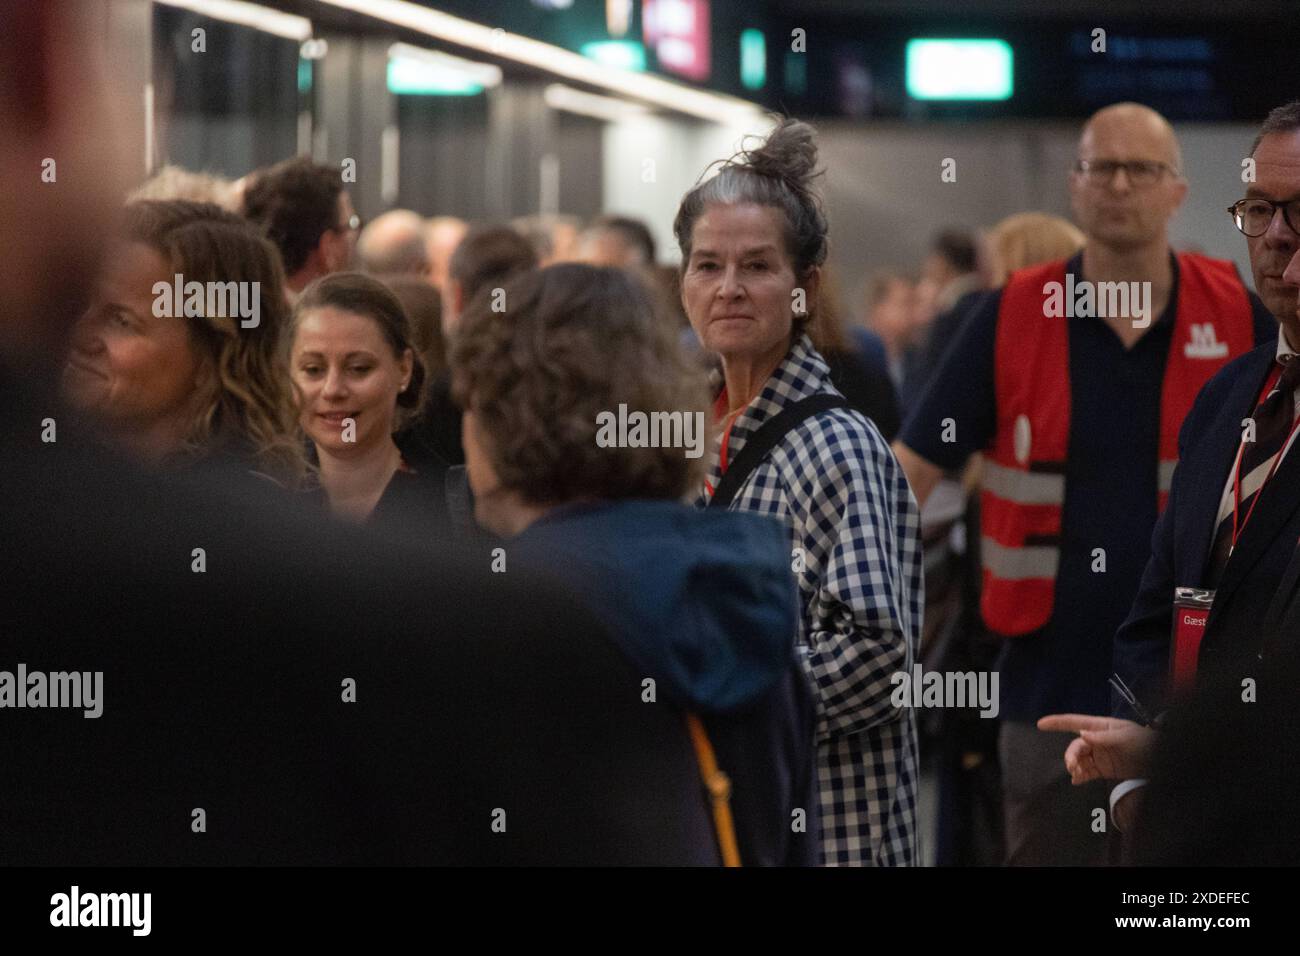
[742,117,822,193]
[673,114,830,287]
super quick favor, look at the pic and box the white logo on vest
[1184,322,1229,359]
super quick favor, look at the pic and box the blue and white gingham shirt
[696,333,923,866]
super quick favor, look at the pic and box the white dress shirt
[1212,327,1300,532]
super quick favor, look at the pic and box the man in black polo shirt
[894,103,1274,865]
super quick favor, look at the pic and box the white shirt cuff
[1109,778,1148,831]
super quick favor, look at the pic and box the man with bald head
[895,102,1274,865]
[357,209,431,276]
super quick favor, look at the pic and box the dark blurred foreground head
[0,0,131,388]
[0,1,726,866]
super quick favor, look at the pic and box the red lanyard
[1231,364,1300,548]
[705,389,742,497]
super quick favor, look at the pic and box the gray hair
[673,117,829,282]
[1251,100,1300,156]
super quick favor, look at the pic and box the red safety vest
[981,253,1254,637]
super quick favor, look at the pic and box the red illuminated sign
[643,0,711,83]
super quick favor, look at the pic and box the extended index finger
[1037,713,1114,734]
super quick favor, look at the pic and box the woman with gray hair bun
[676,117,923,866]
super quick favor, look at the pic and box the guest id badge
[1171,587,1215,694]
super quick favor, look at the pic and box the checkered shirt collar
[720,332,832,447]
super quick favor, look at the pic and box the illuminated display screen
[906,39,1013,101]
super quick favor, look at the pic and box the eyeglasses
[1074,159,1179,187]
[1227,198,1300,238]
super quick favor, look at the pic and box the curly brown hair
[124,200,307,484]
[451,263,711,505]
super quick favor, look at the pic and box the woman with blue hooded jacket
[450,262,818,866]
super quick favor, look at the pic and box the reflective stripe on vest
[981,252,1255,637]
[981,538,1060,580]
[982,455,1180,509]
[982,459,1065,506]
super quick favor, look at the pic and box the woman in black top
[289,272,448,537]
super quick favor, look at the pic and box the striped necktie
[1206,355,1300,587]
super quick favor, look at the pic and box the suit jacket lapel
[1186,351,1275,584]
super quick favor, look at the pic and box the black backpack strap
[707,394,851,510]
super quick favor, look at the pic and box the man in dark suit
[1130,624,1300,865]
[1110,100,1300,831]
[0,0,722,866]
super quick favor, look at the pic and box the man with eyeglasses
[895,102,1274,866]
[1099,100,1300,849]
[242,155,359,299]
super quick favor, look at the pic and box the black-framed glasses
[1228,198,1300,238]
[1074,159,1178,187]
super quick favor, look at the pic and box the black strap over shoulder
[707,394,852,510]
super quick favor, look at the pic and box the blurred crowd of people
[4,1,1298,868]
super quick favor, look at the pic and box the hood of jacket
[512,499,799,713]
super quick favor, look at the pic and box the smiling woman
[61,200,305,484]
[289,271,448,537]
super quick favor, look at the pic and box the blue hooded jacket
[512,499,819,866]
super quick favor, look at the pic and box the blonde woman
[985,212,1086,287]
[63,200,305,485]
